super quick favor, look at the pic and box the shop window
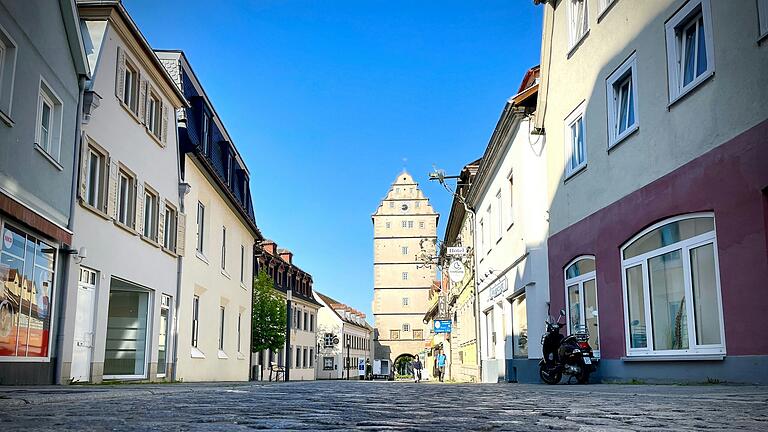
[157,295,171,376]
[565,256,600,355]
[621,214,724,356]
[104,284,148,377]
[511,295,528,358]
[0,225,56,358]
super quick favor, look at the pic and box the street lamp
[346,334,351,380]
[285,289,292,382]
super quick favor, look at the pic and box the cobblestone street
[1,381,767,431]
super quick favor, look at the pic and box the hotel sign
[447,247,466,256]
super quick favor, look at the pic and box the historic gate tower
[371,171,439,375]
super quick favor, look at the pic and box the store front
[0,221,60,384]
[103,279,150,380]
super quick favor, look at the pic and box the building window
[201,113,210,155]
[116,169,136,228]
[36,79,63,161]
[402,323,410,332]
[760,0,768,39]
[389,202,394,208]
[303,311,308,331]
[310,314,314,332]
[0,26,17,118]
[408,221,414,228]
[196,202,205,253]
[84,145,107,211]
[163,205,177,251]
[0,225,56,359]
[564,102,587,177]
[485,309,495,358]
[597,0,615,16]
[296,347,302,368]
[237,312,242,353]
[479,218,485,255]
[385,222,391,229]
[121,58,139,114]
[191,295,200,347]
[567,0,589,50]
[323,357,334,370]
[218,306,226,351]
[158,295,171,376]
[665,0,714,103]
[565,256,600,355]
[303,348,308,369]
[240,245,245,283]
[324,333,334,348]
[508,172,514,225]
[221,227,227,270]
[142,188,158,240]
[511,295,528,358]
[621,214,724,356]
[415,201,420,208]
[309,348,314,368]
[402,272,408,280]
[495,191,503,240]
[419,221,424,229]
[413,329,423,340]
[104,288,148,377]
[401,246,408,255]
[402,297,409,306]
[486,205,493,251]
[390,330,400,340]
[147,92,162,139]
[606,53,639,147]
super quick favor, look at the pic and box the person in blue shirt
[436,350,447,382]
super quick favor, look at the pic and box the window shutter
[158,197,166,248]
[135,182,145,236]
[106,160,119,219]
[139,80,147,124]
[78,140,89,200]
[115,47,125,100]
[161,102,169,144]
[176,212,186,256]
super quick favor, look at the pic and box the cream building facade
[157,50,261,382]
[314,292,372,380]
[372,171,438,374]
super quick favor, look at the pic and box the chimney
[261,239,277,256]
[278,248,293,265]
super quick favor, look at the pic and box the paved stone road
[1,381,767,431]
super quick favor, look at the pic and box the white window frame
[221,226,227,270]
[35,77,63,163]
[191,295,200,348]
[85,145,107,210]
[606,52,639,148]
[163,204,177,251]
[196,202,205,253]
[218,306,226,352]
[401,246,408,255]
[564,101,587,178]
[116,169,135,228]
[402,323,411,332]
[142,187,158,240]
[567,0,590,52]
[665,0,715,105]
[147,91,162,138]
[402,272,408,280]
[402,297,409,306]
[240,245,245,284]
[564,256,600,358]
[0,25,18,121]
[479,218,485,257]
[419,221,424,229]
[486,205,493,252]
[495,190,503,241]
[123,60,139,114]
[597,0,616,20]
[620,213,725,358]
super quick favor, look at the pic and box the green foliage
[251,269,286,353]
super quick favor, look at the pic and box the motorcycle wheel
[576,367,591,384]
[539,365,562,385]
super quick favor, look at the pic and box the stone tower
[371,171,439,372]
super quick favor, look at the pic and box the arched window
[564,256,600,356]
[621,213,724,357]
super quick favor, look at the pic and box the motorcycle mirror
[559,309,566,317]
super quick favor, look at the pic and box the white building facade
[58,1,187,383]
[469,68,550,383]
[315,291,373,380]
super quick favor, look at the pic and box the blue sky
[125,0,542,319]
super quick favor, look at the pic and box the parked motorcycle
[538,309,596,384]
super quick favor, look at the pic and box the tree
[251,269,286,354]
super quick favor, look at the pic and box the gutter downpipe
[54,75,86,385]
[172,117,187,383]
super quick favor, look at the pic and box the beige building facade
[371,171,438,374]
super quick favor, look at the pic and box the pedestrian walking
[411,355,423,383]
[436,350,447,382]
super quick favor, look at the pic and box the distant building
[536,0,768,383]
[314,292,373,380]
[0,0,89,385]
[254,240,320,381]
[58,0,187,384]
[371,171,438,377]
[157,50,262,382]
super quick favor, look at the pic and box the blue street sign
[434,320,452,334]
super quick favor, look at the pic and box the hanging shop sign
[447,260,466,283]
[433,320,452,334]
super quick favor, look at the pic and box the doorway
[71,267,97,382]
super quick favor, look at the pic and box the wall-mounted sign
[447,247,466,256]
[434,320,452,334]
[489,278,508,299]
[447,260,466,283]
